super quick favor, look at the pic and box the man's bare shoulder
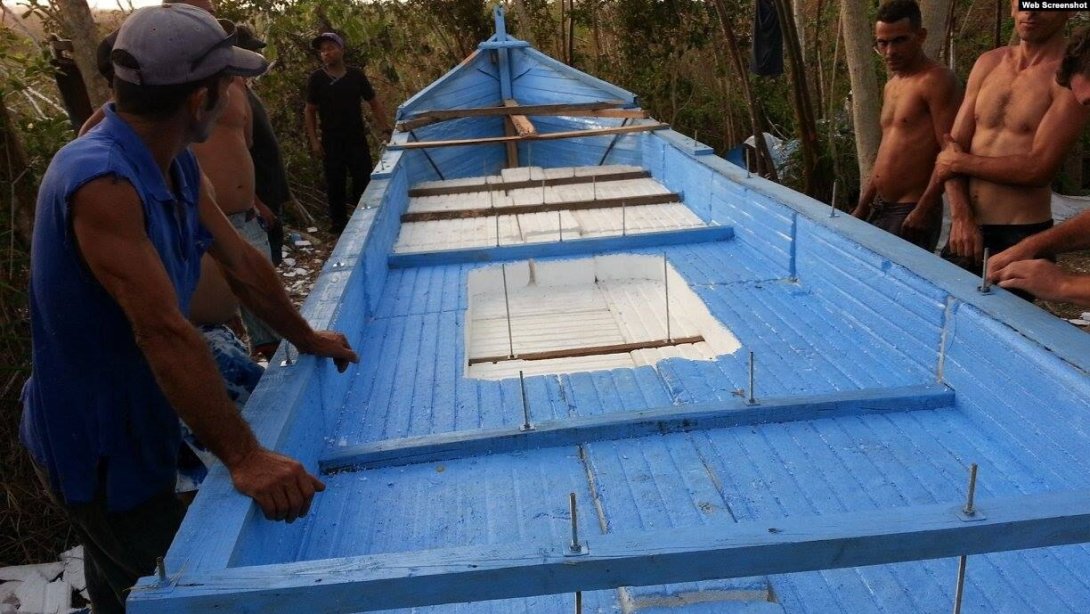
[971,47,1009,77]
[921,63,958,88]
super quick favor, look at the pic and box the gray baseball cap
[112,3,268,86]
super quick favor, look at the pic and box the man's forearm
[1020,210,1090,256]
[946,176,974,221]
[136,316,260,468]
[226,242,320,350]
[951,152,1052,187]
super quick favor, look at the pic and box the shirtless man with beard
[851,0,960,252]
[935,1,1089,299]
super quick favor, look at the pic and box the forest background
[1,0,1086,566]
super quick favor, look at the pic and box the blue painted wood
[478,40,531,50]
[147,19,1090,613]
[388,225,734,268]
[129,490,1090,613]
[491,7,513,100]
[319,384,953,472]
[512,46,638,106]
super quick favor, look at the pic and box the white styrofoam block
[466,255,740,380]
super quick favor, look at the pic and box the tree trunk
[793,0,806,62]
[52,0,110,108]
[711,0,778,182]
[0,103,36,247]
[840,0,882,189]
[920,0,953,61]
[773,0,821,195]
[566,0,575,65]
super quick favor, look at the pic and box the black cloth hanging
[750,0,783,76]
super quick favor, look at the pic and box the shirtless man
[935,2,1089,295]
[989,27,1090,304]
[190,74,283,359]
[851,0,960,252]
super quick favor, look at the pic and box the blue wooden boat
[129,8,1090,612]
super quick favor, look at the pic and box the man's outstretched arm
[71,176,323,522]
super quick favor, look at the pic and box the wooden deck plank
[408,169,650,197]
[401,192,680,222]
[129,487,1090,613]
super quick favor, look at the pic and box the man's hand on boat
[229,447,326,522]
[993,259,1073,303]
[988,242,1040,280]
[297,330,359,372]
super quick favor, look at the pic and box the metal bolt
[156,556,167,582]
[519,370,533,431]
[502,264,515,359]
[979,249,992,294]
[747,352,758,405]
[663,255,671,342]
[280,343,295,367]
[963,463,978,517]
[569,492,582,553]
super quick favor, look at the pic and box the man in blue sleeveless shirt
[20,6,358,612]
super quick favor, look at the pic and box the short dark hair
[1058,27,1090,88]
[112,50,226,119]
[96,31,118,89]
[876,0,922,30]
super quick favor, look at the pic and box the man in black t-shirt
[304,32,391,233]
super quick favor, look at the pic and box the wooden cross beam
[319,384,953,473]
[389,123,669,150]
[386,225,734,269]
[129,488,1090,613]
[396,99,648,131]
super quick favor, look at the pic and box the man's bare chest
[975,65,1053,133]
[881,81,929,128]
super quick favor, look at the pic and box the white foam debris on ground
[466,254,741,379]
[394,165,707,253]
[0,546,88,613]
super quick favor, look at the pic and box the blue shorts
[176,324,265,493]
[227,210,281,349]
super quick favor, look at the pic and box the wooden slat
[389,123,669,150]
[504,99,537,137]
[129,488,1090,613]
[401,192,679,223]
[468,336,704,366]
[503,100,520,168]
[396,100,629,130]
[408,169,650,197]
[320,384,954,473]
[387,225,734,269]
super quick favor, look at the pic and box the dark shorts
[32,461,184,614]
[941,220,1054,300]
[866,196,941,252]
